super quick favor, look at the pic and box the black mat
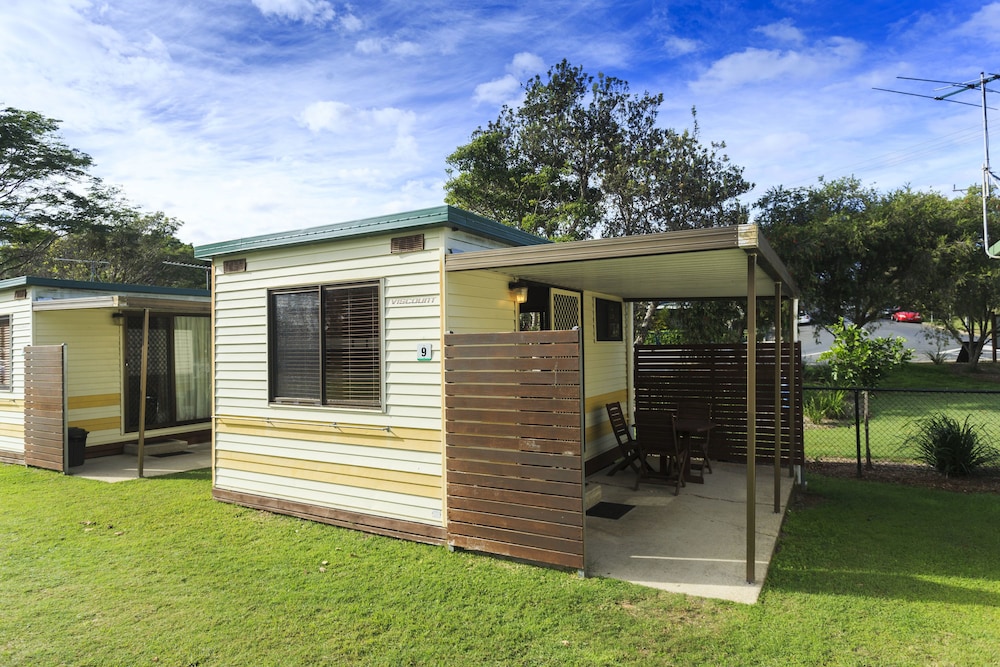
[586,501,635,519]
[151,451,193,458]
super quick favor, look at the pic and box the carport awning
[444,224,799,300]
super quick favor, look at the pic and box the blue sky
[1,0,998,246]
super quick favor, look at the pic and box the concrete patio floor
[585,460,795,604]
[69,442,212,482]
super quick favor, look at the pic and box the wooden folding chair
[605,402,641,477]
[633,410,687,495]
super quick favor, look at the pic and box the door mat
[586,501,635,519]
[151,451,192,458]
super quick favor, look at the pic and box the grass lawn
[804,362,1000,463]
[2,464,999,665]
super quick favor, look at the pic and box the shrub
[804,389,850,424]
[912,414,999,477]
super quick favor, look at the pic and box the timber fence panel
[24,345,67,472]
[444,330,584,571]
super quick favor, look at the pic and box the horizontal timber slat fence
[634,343,804,467]
[444,330,584,571]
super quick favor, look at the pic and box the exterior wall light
[508,282,529,304]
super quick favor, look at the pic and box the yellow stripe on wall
[216,416,442,453]
[216,450,443,499]
[0,422,24,438]
[69,417,121,433]
[68,394,120,410]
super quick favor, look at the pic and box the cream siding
[445,270,517,334]
[36,309,123,445]
[0,291,33,455]
[580,292,629,461]
[212,229,450,527]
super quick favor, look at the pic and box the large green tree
[41,186,206,289]
[446,60,753,342]
[915,187,1000,367]
[0,106,100,277]
[445,60,752,241]
[756,177,955,328]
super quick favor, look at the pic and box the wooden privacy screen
[24,345,67,472]
[634,343,803,465]
[444,330,584,571]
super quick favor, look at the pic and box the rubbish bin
[68,427,88,467]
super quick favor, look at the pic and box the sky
[2,0,999,248]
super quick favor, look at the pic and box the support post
[746,253,757,584]
[137,308,150,478]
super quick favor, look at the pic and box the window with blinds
[269,282,382,408]
[0,315,10,390]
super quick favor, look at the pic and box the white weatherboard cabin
[0,277,211,472]
[195,205,802,577]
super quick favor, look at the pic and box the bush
[912,414,999,476]
[804,389,851,424]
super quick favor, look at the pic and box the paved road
[797,320,997,363]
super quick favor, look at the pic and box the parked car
[890,310,923,323]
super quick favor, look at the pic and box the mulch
[807,459,1000,494]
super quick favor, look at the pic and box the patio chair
[678,399,714,479]
[633,410,687,495]
[605,402,641,477]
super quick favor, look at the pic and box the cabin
[194,205,802,576]
[0,277,211,472]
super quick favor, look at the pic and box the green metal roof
[0,276,209,298]
[193,205,549,259]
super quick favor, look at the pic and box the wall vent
[13,289,27,300]
[223,258,247,273]
[391,234,425,254]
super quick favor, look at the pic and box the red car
[891,310,923,323]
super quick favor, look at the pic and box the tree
[820,318,911,469]
[915,187,1000,367]
[445,60,752,241]
[41,186,206,289]
[446,60,753,342]
[756,178,955,328]
[0,106,99,277]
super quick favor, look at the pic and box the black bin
[68,427,88,467]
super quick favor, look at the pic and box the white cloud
[251,0,335,25]
[339,13,362,32]
[692,37,864,90]
[473,51,544,106]
[952,2,1000,44]
[473,75,520,105]
[755,18,805,45]
[354,36,424,56]
[663,36,700,57]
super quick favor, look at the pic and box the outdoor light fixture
[508,281,529,304]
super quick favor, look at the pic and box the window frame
[267,280,383,410]
[594,298,623,342]
[0,315,11,391]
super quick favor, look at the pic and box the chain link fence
[803,386,1000,474]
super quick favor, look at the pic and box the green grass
[2,465,1000,665]
[804,362,1000,463]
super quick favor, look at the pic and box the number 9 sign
[417,342,433,361]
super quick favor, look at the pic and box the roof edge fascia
[193,205,549,259]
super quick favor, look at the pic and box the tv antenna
[875,72,1000,258]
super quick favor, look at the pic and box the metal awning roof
[445,224,799,300]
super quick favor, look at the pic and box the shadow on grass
[156,468,212,482]
[769,568,1000,607]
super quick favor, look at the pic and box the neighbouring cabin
[0,277,211,472]
[195,205,802,573]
